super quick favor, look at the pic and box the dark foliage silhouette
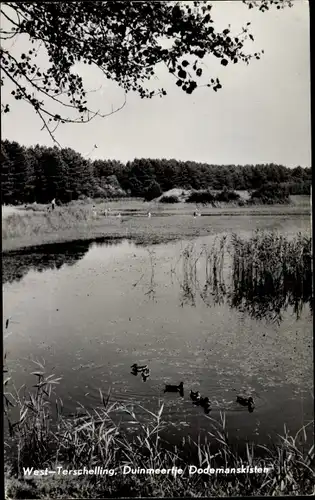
[1,139,311,205]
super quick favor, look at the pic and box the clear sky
[1,1,311,168]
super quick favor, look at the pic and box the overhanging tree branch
[1,1,293,144]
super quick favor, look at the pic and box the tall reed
[230,231,312,322]
[167,231,312,322]
[4,362,314,498]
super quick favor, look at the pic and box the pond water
[3,214,313,451]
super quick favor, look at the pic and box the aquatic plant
[230,231,312,322]
[4,362,314,498]
[166,231,312,323]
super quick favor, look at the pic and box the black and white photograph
[2,1,313,498]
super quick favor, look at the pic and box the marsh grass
[168,231,312,322]
[230,231,312,322]
[3,361,314,498]
[2,206,93,241]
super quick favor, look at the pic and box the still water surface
[3,214,313,449]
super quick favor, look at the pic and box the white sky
[1,1,311,168]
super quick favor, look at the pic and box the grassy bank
[2,198,311,252]
[3,362,314,498]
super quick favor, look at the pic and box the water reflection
[145,249,157,302]
[2,237,124,285]
[169,234,312,324]
[3,233,312,324]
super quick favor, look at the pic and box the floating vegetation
[3,362,314,498]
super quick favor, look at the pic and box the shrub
[186,190,215,204]
[215,189,240,202]
[143,181,162,201]
[282,181,311,195]
[159,195,180,203]
[250,183,290,204]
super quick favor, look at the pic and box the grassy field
[3,362,314,499]
[2,196,311,252]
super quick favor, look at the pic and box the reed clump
[168,231,312,322]
[230,231,312,322]
[4,361,314,498]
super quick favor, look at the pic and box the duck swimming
[164,382,184,395]
[141,368,150,381]
[199,396,211,407]
[200,397,211,413]
[236,396,255,412]
[131,363,148,372]
[190,390,201,402]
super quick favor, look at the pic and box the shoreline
[2,204,311,253]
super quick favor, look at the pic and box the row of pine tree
[1,139,311,204]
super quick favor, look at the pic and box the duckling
[236,396,255,412]
[164,381,184,394]
[190,390,201,402]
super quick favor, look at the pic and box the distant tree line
[1,139,311,205]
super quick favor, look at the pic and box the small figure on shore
[51,198,56,210]
[148,212,151,218]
